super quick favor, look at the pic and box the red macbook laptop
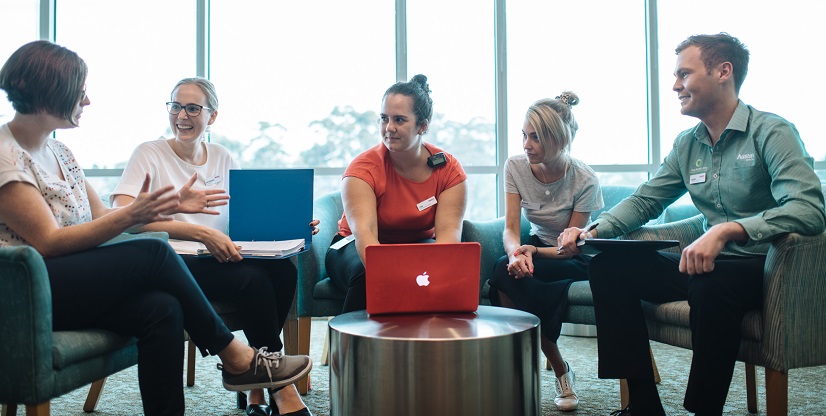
[365,242,481,315]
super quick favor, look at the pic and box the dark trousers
[45,238,234,416]
[326,234,367,313]
[488,235,589,342]
[326,235,436,313]
[183,256,297,352]
[589,250,764,415]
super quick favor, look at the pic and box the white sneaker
[554,361,579,411]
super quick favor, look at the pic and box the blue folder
[228,169,314,248]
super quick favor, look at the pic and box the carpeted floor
[40,318,826,415]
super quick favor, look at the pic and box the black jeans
[589,250,764,414]
[182,256,297,352]
[45,238,234,416]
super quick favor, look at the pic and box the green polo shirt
[596,101,826,256]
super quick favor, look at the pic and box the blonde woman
[488,92,602,411]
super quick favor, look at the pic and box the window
[0,0,38,125]
[407,0,497,219]
[506,1,649,167]
[210,1,395,198]
[657,1,826,161]
[54,0,195,182]
[4,1,824,219]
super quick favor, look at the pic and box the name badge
[417,196,438,211]
[689,173,706,185]
[204,174,222,187]
[330,234,355,251]
[521,200,540,210]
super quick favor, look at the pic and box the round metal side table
[328,305,541,416]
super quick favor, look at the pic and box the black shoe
[268,387,313,416]
[609,405,633,415]
[246,403,273,416]
[277,408,313,416]
[237,391,248,409]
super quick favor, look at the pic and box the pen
[557,223,598,254]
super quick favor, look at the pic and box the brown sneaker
[220,347,312,392]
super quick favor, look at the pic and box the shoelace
[254,347,282,382]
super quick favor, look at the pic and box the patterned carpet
[38,318,826,415]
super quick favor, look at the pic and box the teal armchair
[0,233,167,415]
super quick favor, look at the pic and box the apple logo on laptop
[416,271,430,287]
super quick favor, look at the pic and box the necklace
[539,168,551,195]
[537,160,569,196]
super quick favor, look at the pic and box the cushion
[52,330,136,370]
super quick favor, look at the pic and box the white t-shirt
[504,155,604,246]
[0,124,93,247]
[112,138,239,233]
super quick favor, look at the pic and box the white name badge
[417,196,438,211]
[521,201,541,211]
[330,234,355,250]
[689,173,706,185]
[204,174,222,187]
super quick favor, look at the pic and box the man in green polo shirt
[557,33,826,415]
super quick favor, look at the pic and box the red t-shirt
[337,143,467,243]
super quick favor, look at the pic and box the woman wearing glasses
[0,41,311,416]
[111,78,316,416]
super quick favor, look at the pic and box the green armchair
[0,233,167,415]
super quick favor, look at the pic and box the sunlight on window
[53,0,195,178]
[407,0,496,169]
[0,0,38,125]
[658,1,826,161]
[209,0,394,180]
[507,1,648,166]
[407,0,497,219]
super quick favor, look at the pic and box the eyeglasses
[166,102,212,117]
[79,85,87,102]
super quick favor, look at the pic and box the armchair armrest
[99,231,169,246]
[0,246,54,402]
[622,214,705,254]
[462,216,531,297]
[761,231,826,371]
[462,217,507,290]
[297,192,344,316]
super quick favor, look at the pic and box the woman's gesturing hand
[128,174,181,224]
[177,173,230,215]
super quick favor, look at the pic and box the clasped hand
[507,245,536,278]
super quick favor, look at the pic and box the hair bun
[555,91,579,107]
[410,74,431,94]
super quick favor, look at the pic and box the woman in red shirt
[326,74,468,312]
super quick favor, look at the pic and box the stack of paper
[168,239,305,258]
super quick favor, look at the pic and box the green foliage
[299,105,380,167]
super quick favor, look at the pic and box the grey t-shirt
[504,155,604,246]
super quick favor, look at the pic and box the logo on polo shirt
[737,153,755,161]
